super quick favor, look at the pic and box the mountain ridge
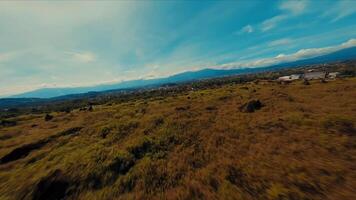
[6,46,356,99]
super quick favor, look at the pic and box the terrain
[0,69,355,199]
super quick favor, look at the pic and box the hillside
[0,77,355,200]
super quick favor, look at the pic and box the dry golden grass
[0,78,355,200]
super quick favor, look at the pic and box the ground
[0,78,355,200]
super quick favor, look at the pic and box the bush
[239,100,263,113]
[100,127,111,138]
[108,151,135,175]
[0,119,17,127]
[44,114,53,121]
[127,137,155,159]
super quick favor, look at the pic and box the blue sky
[0,0,356,96]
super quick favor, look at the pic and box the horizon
[1,0,356,97]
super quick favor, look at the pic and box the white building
[277,74,302,82]
[328,72,340,79]
[303,71,326,80]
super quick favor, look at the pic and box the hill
[0,77,355,199]
[8,46,356,99]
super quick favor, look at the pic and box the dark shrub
[60,108,71,113]
[100,127,111,138]
[175,106,190,111]
[153,117,164,127]
[322,117,355,136]
[128,138,154,159]
[44,114,53,121]
[239,100,263,113]
[226,166,245,186]
[0,134,12,140]
[0,139,48,164]
[32,170,70,200]
[0,119,17,127]
[108,152,135,175]
[205,106,217,111]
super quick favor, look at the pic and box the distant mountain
[272,46,356,68]
[7,46,356,99]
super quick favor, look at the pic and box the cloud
[324,1,356,22]
[261,0,307,31]
[0,53,12,62]
[268,38,292,47]
[279,0,307,15]
[218,38,356,69]
[261,15,287,32]
[68,52,96,63]
[0,52,17,63]
[238,25,254,34]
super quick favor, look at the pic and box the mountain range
[5,46,356,99]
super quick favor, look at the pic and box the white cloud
[218,38,356,69]
[0,52,17,63]
[324,1,356,22]
[0,50,26,63]
[239,25,254,34]
[261,15,287,32]
[68,52,96,63]
[142,71,161,79]
[280,0,307,15]
[268,38,292,47]
[261,0,307,32]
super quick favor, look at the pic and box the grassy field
[0,77,355,200]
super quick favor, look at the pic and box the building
[277,74,302,82]
[303,71,326,80]
[328,72,340,79]
[290,74,302,80]
[277,76,292,82]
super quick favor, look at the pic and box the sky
[0,0,356,97]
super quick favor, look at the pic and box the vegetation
[0,65,355,199]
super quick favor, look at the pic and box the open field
[0,77,355,200]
